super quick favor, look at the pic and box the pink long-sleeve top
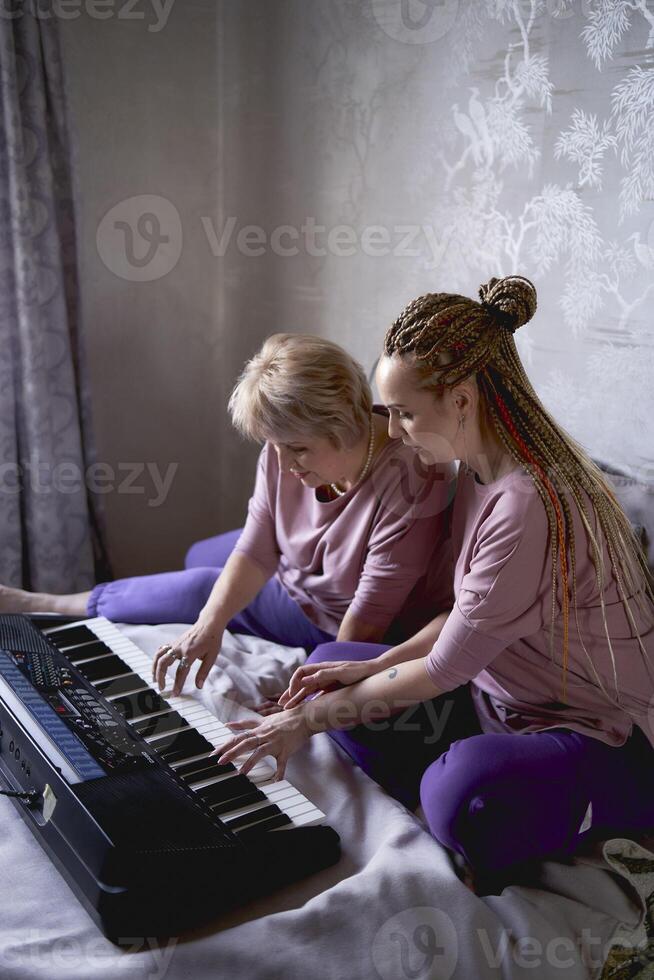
[425,464,654,750]
[233,407,456,637]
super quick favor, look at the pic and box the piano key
[132,710,190,738]
[111,689,169,720]
[225,803,282,831]
[161,743,221,767]
[44,624,98,647]
[195,774,253,806]
[155,730,215,764]
[209,789,267,816]
[175,760,236,783]
[220,793,276,826]
[94,673,150,698]
[77,655,132,683]
[78,618,328,828]
[148,727,212,756]
[61,641,116,663]
[235,813,293,837]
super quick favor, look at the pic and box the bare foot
[0,584,90,616]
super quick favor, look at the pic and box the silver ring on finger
[178,655,190,669]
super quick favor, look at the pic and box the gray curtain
[0,8,109,591]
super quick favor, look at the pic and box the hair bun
[478,275,537,334]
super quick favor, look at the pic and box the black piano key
[77,655,131,682]
[62,640,114,663]
[132,711,190,738]
[95,673,149,697]
[47,625,97,647]
[209,789,266,816]
[224,803,282,830]
[235,813,293,837]
[195,774,253,806]
[148,726,201,753]
[156,729,214,763]
[111,688,169,720]
[174,759,236,783]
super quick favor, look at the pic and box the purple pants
[308,640,654,884]
[87,529,334,652]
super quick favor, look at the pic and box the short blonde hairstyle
[228,333,373,448]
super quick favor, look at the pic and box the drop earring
[458,415,470,473]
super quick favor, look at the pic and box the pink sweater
[425,465,654,749]
[233,408,455,636]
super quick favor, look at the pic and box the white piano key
[73,618,327,828]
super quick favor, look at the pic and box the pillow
[592,458,654,576]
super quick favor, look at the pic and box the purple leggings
[87,529,334,652]
[308,640,654,882]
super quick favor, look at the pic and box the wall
[61,0,654,577]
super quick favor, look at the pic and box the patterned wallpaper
[60,2,653,572]
[262,0,654,482]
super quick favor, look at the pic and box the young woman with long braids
[214,275,654,893]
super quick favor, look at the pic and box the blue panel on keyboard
[0,651,105,781]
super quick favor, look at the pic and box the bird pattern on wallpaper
[420,0,654,481]
[300,0,652,478]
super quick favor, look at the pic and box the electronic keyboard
[0,614,340,943]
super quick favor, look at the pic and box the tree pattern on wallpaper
[305,0,653,480]
[425,1,653,479]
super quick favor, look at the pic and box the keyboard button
[209,789,267,815]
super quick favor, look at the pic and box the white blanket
[1,622,652,980]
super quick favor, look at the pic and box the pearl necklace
[330,417,375,498]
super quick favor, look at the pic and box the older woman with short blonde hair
[1,332,454,703]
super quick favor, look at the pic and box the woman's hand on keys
[152,619,224,696]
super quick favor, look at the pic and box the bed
[1,619,652,980]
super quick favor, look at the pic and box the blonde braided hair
[384,274,654,706]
